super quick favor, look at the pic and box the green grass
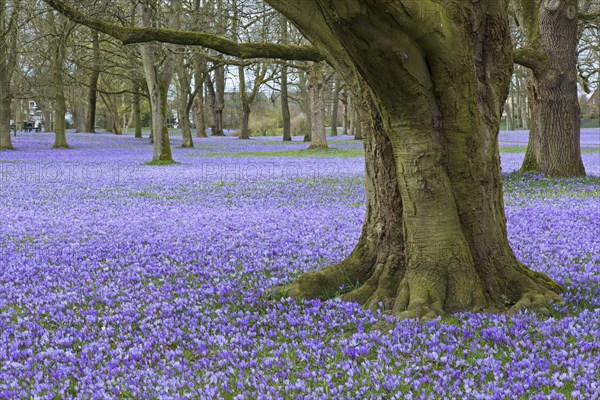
[142,160,181,166]
[189,147,365,158]
[581,118,600,129]
[499,146,599,153]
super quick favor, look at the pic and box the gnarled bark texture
[269,0,561,317]
[513,0,585,177]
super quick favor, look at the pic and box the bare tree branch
[42,0,324,62]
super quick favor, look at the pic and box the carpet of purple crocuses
[0,128,599,399]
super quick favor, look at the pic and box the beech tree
[44,0,562,317]
[512,0,586,176]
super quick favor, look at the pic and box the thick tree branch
[42,0,324,62]
[513,47,546,71]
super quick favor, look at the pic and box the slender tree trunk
[330,78,341,136]
[53,48,68,148]
[299,70,311,142]
[504,102,514,131]
[279,16,292,142]
[192,58,207,138]
[133,85,143,138]
[353,108,362,140]
[0,90,12,149]
[239,65,251,140]
[212,65,226,136]
[514,0,585,176]
[342,90,348,135]
[205,74,217,135]
[175,55,193,147]
[268,0,560,317]
[281,64,292,141]
[85,29,100,133]
[0,0,17,149]
[307,61,327,149]
[348,96,355,136]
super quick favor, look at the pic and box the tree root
[284,253,562,321]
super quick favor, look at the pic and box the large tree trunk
[514,0,585,177]
[269,0,561,317]
[307,61,327,149]
[85,29,100,133]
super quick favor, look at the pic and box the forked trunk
[141,43,173,162]
[270,0,561,317]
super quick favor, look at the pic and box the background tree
[138,0,181,162]
[307,61,327,149]
[512,0,586,176]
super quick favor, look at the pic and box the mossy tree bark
[270,0,561,317]
[513,0,585,177]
